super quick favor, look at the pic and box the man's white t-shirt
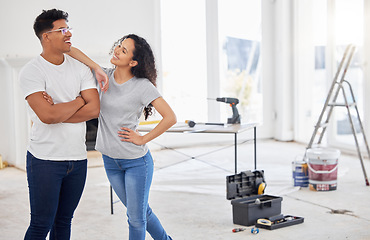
[19,54,97,161]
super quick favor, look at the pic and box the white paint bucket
[306,148,340,191]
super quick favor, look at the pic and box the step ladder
[306,44,370,186]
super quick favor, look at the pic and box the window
[297,0,365,150]
[330,0,364,148]
[161,0,208,123]
[218,0,262,123]
[161,0,262,124]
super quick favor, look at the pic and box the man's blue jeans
[24,151,87,240]
[103,151,171,240]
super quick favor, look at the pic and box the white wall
[0,58,30,170]
[364,1,370,143]
[260,0,276,139]
[292,0,315,143]
[261,0,295,141]
[0,0,160,58]
[0,0,161,170]
[273,0,295,141]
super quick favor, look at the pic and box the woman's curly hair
[110,34,157,120]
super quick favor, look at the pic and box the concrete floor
[1,139,370,240]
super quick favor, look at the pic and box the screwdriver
[232,228,246,233]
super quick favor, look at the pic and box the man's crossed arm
[26,88,99,124]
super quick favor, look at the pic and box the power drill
[216,97,241,124]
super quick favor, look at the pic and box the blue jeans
[103,151,172,240]
[24,151,87,240]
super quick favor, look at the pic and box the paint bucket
[306,148,340,191]
[292,157,309,187]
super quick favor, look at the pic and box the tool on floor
[208,97,241,124]
[232,228,246,233]
[257,219,272,226]
[185,120,225,128]
[305,44,369,186]
[251,227,259,234]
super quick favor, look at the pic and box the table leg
[254,126,257,170]
[110,185,114,215]
[235,133,237,174]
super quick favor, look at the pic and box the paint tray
[255,214,304,230]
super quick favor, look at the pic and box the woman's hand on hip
[118,127,145,145]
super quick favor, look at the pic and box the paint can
[292,157,309,187]
[306,148,340,191]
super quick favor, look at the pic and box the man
[19,9,99,239]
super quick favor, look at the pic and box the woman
[54,34,176,240]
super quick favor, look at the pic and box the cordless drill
[216,97,241,124]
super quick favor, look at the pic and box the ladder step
[316,122,328,128]
[328,102,356,107]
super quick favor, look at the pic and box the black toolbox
[226,170,283,226]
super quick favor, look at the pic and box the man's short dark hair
[33,9,69,40]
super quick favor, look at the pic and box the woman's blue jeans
[103,151,171,240]
[24,151,87,240]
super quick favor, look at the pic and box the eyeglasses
[45,27,72,35]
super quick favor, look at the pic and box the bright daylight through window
[161,0,262,124]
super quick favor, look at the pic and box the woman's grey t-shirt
[95,68,161,159]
